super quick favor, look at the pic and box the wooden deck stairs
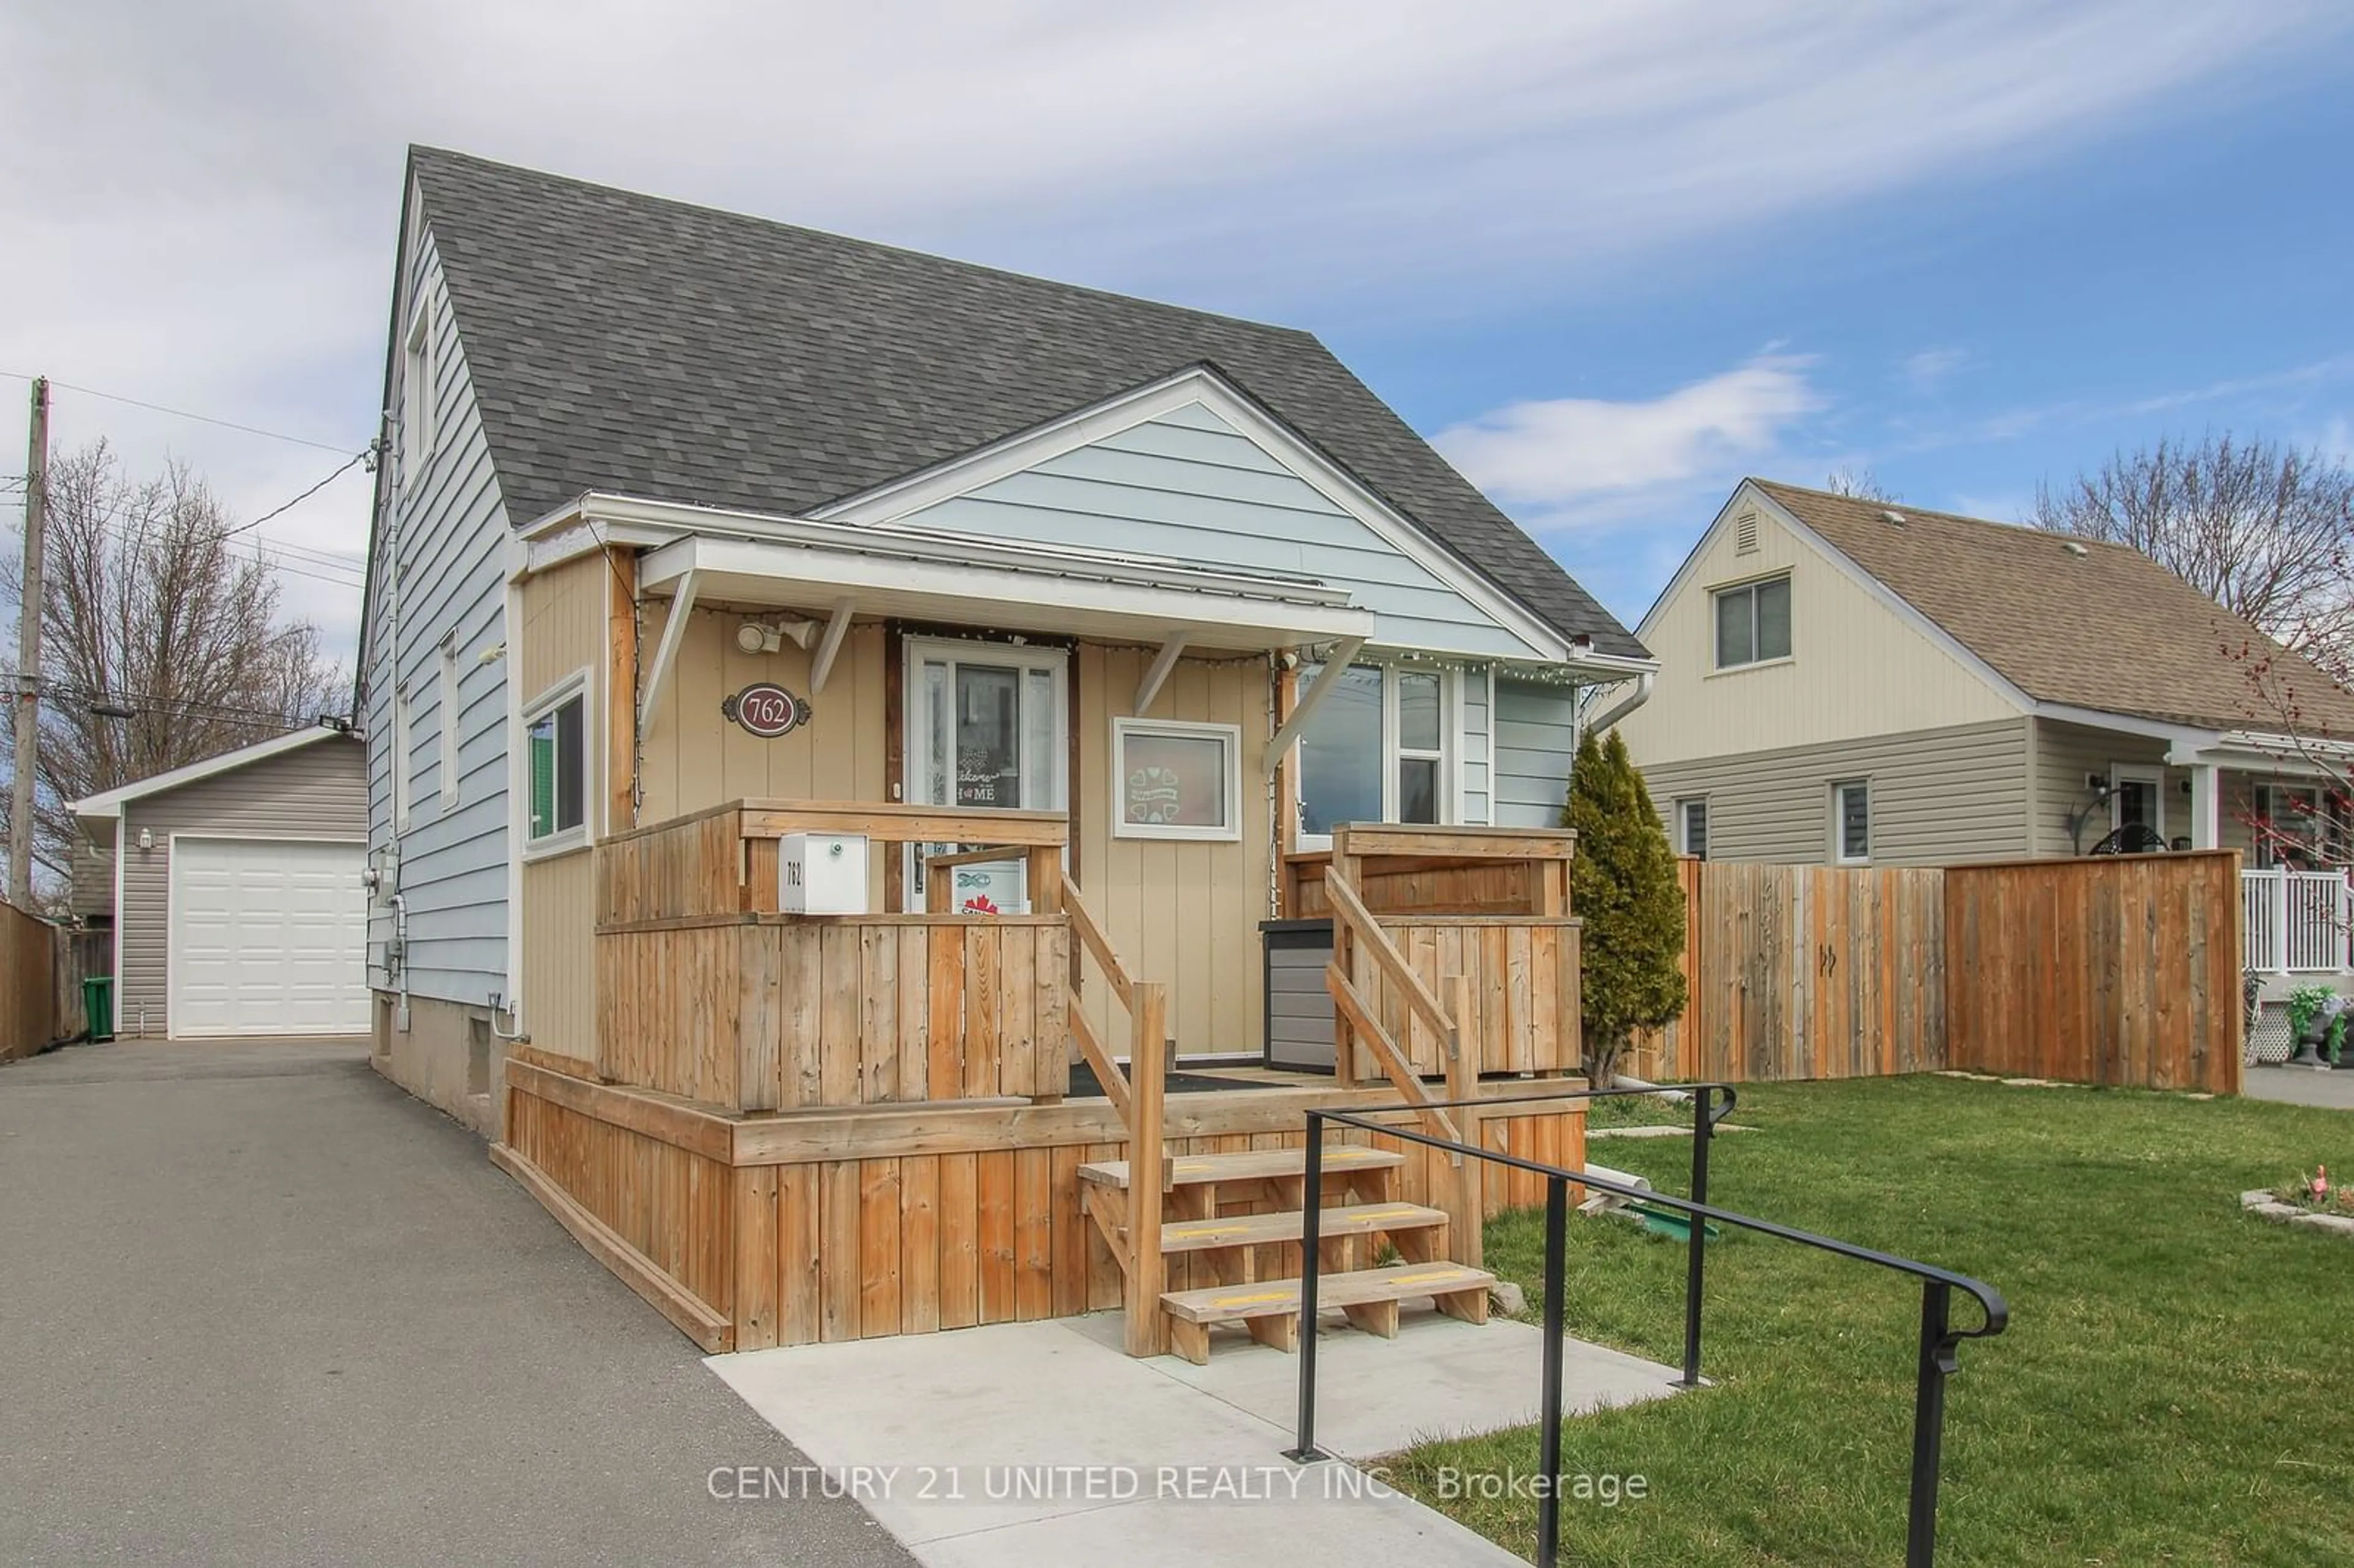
[1053,826,1571,1364]
[1079,1145,1495,1365]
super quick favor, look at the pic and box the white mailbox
[779,832,869,916]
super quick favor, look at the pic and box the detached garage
[70,728,368,1039]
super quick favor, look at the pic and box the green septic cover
[528,726,555,837]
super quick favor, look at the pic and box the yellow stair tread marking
[1078,1145,1406,1189]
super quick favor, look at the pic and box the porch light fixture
[736,618,820,655]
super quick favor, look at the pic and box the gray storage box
[1262,919,1336,1072]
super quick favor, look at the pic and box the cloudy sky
[4,0,2352,669]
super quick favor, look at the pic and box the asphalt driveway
[0,1037,912,1568]
[2242,1062,2354,1109]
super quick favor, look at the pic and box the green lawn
[1387,1076,2354,1566]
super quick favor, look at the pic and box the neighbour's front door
[2111,764,2163,849]
[904,637,1067,911]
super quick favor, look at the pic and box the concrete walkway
[710,1308,1680,1567]
[0,1037,908,1568]
[2244,1062,2354,1109]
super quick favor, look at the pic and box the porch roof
[623,500,1377,650]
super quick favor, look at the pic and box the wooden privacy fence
[1946,852,2241,1093]
[0,902,104,1061]
[1628,853,2241,1094]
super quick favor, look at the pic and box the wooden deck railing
[1315,824,1585,1272]
[595,801,1077,1109]
[1056,873,1168,1357]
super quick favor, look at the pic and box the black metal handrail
[1283,1084,2008,1568]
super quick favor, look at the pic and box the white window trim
[402,298,435,481]
[2108,762,2164,841]
[1832,778,1871,866]
[901,636,1070,910]
[1111,717,1242,842]
[1675,796,1709,859]
[1711,571,1792,671]
[1292,659,1459,851]
[438,642,461,812]
[519,668,595,862]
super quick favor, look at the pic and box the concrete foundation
[371,990,503,1139]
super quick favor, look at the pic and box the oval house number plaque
[722,682,810,739]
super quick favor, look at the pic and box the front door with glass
[905,638,1067,910]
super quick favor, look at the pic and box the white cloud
[1903,348,1972,394]
[0,0,2342,652]
[1435,355,1825,508]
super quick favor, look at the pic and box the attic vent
[1734,511,1759,554]
[1881,509,1908,527]
[2062,540,2089,558]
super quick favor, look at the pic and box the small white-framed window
[438,643,461,810]
[1832,778,1870,864]
[401,299,435,479]
[1676,797,1708,860]
[392,684,413,831]
[523,674,591,851]
[1713,574,1792,669]
[1112,718,1241,841]
[1296,661,1456,845]
[1393,669,1445,826]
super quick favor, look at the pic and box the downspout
[1584,671,1656,736]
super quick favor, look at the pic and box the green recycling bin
[83,975,113,1043]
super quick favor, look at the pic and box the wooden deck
[498,801,1593,1357]
[500,1048,1588,1353]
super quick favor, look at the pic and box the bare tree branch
[2036,432,2354,660]
[0,441,346,893]
[1825,466,1899,503]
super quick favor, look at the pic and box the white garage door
[170,837,369,1038]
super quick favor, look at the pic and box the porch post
[2274,870,2293,976]
[2188,763,2222,851]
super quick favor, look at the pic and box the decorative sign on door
[722,682,810,739]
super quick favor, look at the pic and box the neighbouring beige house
[1619,479,2354,985]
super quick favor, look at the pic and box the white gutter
[1584,671,1656,734]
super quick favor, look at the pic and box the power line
[0,369,360,454]
[218,447,373,540]
[1,671,324,729]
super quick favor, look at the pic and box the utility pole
[10,376,48,907]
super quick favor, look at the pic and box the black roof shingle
[405,148,1644,661]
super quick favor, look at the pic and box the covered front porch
[2036,714,2354,976]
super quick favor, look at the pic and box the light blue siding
[1460,666,1491,825]
[362,226,514,1007]
[891,403,1539,658]
[1493,676,1579,828]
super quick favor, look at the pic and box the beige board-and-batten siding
[1072,641,1273,1059]
[517,550,615,1068]
[113,734,368,1037]
[1637,718,2032,866]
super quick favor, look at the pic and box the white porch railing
[2241,867,2353,973]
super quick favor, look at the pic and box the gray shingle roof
[406,147,1644,661]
